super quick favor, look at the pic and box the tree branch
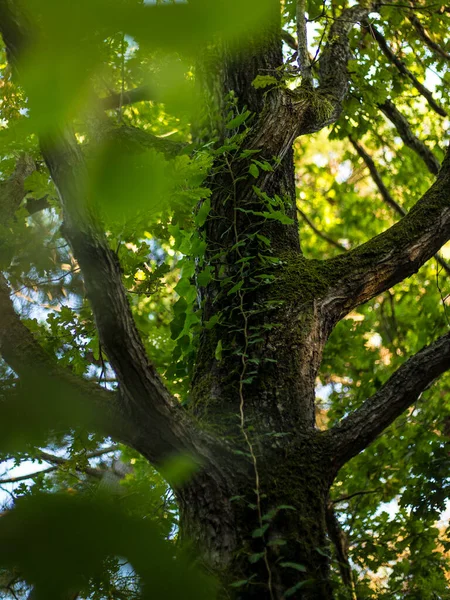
[0,274,134,446]
[331,488,380,504]
[100,84,155,110]
[325,502,356,597]
[297,3,379,136]
[0,0,199,465]
[251,4,380,156]
[378,99,441,175]
[317,4,378,107]
[0,157,109,445]
[0,154,36,219]
[103,123,187,158]
[324,330,450,470]
[349,136,450,275]
[38,126,199,465]
[298,208,346,251]
[408,13,450,62]
[37,445,118,475]
[0,446,118,484]
[0,466,57,485]
[296,0,313,86]
[367,22,447,117]
[24,195,50,215]
[281,29,298,51]
[320,145,450,322]
[0,0,233,476]
[85,108,187,159]
[349,136,406,215]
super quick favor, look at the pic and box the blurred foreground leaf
[0,374,101,452]
[0,491,216,599]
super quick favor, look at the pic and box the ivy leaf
[195,198,211,226]
[215,340,223,361]
[197,265,212,286]
[280,562,307,572]
[230,579,249,588]
[227,280,244,295]
[249,552,265,563]
[252,524,269,537]
[249,163,259,178]
[226,110,251,129]
[252,75,278,89]
[285,581,313,597]
[261,210,294,225]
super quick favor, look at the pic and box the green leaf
[285,581,313,597]
[239,149,261,159]
[267,538,286,546]
[0,492,215,599]
[227,280,244,295]
[256,234,271,246]
[24,171,53,199]
[195,198,211,226]
[252,523,269,537]
[249,552,265,563]
[280,562,307,572]
[230,580,248,588]
[197,265,212,286]
[159,454,198,487]
[215,340,223,361]
[253,159,273,172]
[261,210,294,225]
[205,314,221,329]
[249,163,259,178]
[315,547,331,558]
[226,110,251,129]
[252,75,278,89]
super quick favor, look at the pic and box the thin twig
[378,99,441,175]
[332,488,381,504]
[0,446,119,485]
[298,208,347,251]
[408,12,450,61]
[367,22,447,117]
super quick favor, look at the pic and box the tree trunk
[177,436,335,599]
[180,13,337,597]
[176,452,333,600]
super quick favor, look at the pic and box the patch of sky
[124,34,138,60]
[336,160,352,184]
[0,443,120,509]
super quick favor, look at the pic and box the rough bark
[39,125,201,464]
[320,146,450,325]
[349,136,450,276]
